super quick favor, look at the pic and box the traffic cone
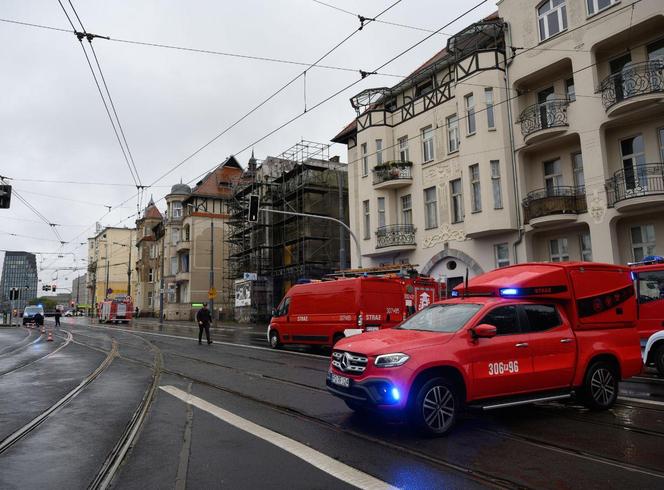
[47,331,53,342]
[41,326,46,334]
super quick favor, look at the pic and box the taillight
[357,311,363,327]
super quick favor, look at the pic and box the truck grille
[332,350,368,374]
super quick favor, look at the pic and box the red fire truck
[630,256,664,375]
[327,262,642,435]
[98,296,133,324]
[268,273,442,349]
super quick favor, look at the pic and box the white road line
[87,324,327,360]
[160,385,396,490]
[618,396,664,408]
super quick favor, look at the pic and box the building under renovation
[228,141,349,322]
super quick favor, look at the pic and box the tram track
[0,330,73,377]
[0,328,43,358]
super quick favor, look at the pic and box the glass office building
[1,252,38,311]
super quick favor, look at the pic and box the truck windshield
[396,303,482,333]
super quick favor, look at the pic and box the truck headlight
[374,353,410,368]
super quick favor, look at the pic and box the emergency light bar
[628,255,664,266]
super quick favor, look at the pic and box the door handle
[560,338,574,344]
[515,342,529,348]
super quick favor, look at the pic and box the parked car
[22,305,45,325]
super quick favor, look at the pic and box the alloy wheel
[590,367,615,406]
[422,385,455,432]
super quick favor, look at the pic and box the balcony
[518,99,569,145]
[176,239,190,253]
[372,161,413,189]
[606,163,664,212]
[600,61,664,117]
[367,224,416,256]
[523,186,587,227]
[175,269,190,282]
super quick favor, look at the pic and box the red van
[327,262,642,435]
[268,275,440,349]
[630,256,664,374]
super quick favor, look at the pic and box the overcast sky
[0,0,497,292]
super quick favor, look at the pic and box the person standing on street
[196,303,213,345]
[54,309,61,327]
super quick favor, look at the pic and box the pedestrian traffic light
[248,194,260,222]
[52,285,57,292]
[0,185,11,209]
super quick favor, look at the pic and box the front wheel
[582,361,618,410]
[655,344,664,377]
[269,330,281,349]
[409,377,459,436]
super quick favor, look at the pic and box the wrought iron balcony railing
[375,224,416,248]
[606,163,664,206]
[522,186,587,223]
[372,161,413,186]
[599,60,664,110]
[518,99,569,138]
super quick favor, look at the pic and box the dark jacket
[34,313,44,326]
[196,308,212,325]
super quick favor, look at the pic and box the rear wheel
[269,330,281,349]
[582,361,618,410]
[409,377,459,436]
[655,344,664,377]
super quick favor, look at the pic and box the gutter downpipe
[504,22,524,263]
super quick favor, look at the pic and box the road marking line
[618,396,664,408]
[87,324,327,360]
[160,385,396,490]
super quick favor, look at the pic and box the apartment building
[134,199,164,316]
[87,227,136,308]
[333,15,518,290]
[501,0,664,264]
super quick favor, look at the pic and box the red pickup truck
[327,262,642,435]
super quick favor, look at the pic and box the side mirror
[472,324,497,339]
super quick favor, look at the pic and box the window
[480,305,520,335]
[415,79,433,97]
[171,228,179,244]
[465,94,476,135]
[172,202,183,218]
[148,268,154,283]
[586,0,618,16]
[580,233,593,261]
[490,160,503,209]
[620,135,646,191]
[376,139,383,165]
[377,197,386,228]
[470,164,481,213]
[549,238,569,262]
[363,200,370,239]
[182,226,190,241]
[450,179,464,223]
[565,77,576,101]
[180,254,190,273]
[149,244,157,259]
[485,88,495,129]
[522,305,561,332]
[397,303,482,333]
[424,187,438,229]
[147,291,153,308]
[494,243,510,268]
[538,0,567,41]
[447,114,459,153]
[421,126,434,162]
[544,159,563,195]
[631,225,656,262]
[572,153,585,191]
[660,128,664,162]
[361,143,368,176]
[384,97,397,112]
[171,257,178,275]
[275,297,290,317]
[401,194,412,225]
[167,285,176,303]
[398,136,409,162]
[637,270,664,304]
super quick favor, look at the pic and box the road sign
[0,184,12,209]
[243,272,257,281]
[208,287,217,299]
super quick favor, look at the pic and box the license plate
[330,373,350,388]
[365,326,379,332]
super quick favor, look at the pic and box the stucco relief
[423,160,461,182]
[423,224,466,249]
[588,188,606,224]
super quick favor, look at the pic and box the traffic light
[248,194,260,222]
[0,185,11,209]
[52,285,57,292]
[42,285,51,291]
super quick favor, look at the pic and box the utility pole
[127,230,132,297]
[159,227,165,322]
[209,220,215,327]
[104,240,110,300]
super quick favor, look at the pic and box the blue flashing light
[451,290,459,297]
[500,288,519,296]
[630,271,637,281]
[391,387,400,401]
[643,255,664,263]
[37,304,43,308]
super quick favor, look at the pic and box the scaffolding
[226,141,349,322]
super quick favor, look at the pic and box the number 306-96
[488,361,519,375]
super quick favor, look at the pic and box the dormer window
[384,97,397,112]
[415,79,434,98]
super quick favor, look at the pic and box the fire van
[630,256,664,375]
[268,275,441,349]
[326,262,642,435]
[98,297,133,324]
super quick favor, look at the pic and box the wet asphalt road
[1,318,664,489]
